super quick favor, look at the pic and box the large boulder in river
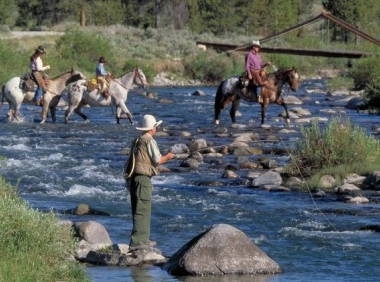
[74,220,113,245]
[163,223,282,276]
[345,97,367,110]
[250,171,282,187]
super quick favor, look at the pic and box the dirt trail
[1,31,64,39]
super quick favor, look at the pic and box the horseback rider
[30,45,50,106]
[95,56,111,98]
[245,40,271,102]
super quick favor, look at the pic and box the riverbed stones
[170,143,190,154]
[189,151,203,162]
[345,97,367,110]
[250,171,282,187]
[188,138,207,152]
[345,196,369,204]
[192,90,206,96]
[64,203,110,216]
[335,183,361,194]
[345,173,366,185]
[284,95,303,105]
[163,223,282,276]
[222,170,239,178]
[180,158,200,168]
[319,175,336,188]
[283,176,304,189]
[74,220,113,245]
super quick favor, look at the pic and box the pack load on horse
[64,68,149,124]
[1,68,85,123]
[214,67,299,126]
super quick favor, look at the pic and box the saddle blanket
[221,76,239,94]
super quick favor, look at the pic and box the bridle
[133,69,147,88]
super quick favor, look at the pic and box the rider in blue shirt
[95,57,111,98]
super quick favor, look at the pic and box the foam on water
[42,153,64,161]
[2,143,31,151]
[152,174,184,184]
[279,226,361,239]
[65,184,122,196]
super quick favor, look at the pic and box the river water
[1,80,380,282]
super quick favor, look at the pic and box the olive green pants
[129,175,152,247]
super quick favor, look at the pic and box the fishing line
[279,137,377,256]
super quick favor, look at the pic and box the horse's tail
[214,81,224,110]
[214,81,225,124]
[0,84,5,113]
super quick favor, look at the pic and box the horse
[64,68,149,124]
[214,67,299,126]
[1,68,85,123]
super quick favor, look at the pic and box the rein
[109,70,146,90]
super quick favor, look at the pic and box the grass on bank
[0,176,89,282]
[285,117,380,191]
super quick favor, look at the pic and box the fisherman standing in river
[124,114,175,251]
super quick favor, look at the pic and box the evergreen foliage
[1,0,379,41]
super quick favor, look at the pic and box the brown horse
[214,67,299,126]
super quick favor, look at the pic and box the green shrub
[183,50,244,82]
[364,79,380,111]
[0,176,88,281]
[123,58,155,83]
[326,74,354,91]
[285,117,380,185]
[0,41,28,84]
[348,56,380,90]
[55,29,115,76]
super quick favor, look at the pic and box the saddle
[84,78,110,98]
[237,70,267,103]
[20,73,50,92]
[84,78,99,92]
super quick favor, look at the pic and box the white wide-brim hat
[250,40,261,48]
[136,114,163,131]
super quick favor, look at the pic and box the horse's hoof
[40,120,45,124]
[214,120,219,125]
[285,118,290,126]
[84,119,90,124]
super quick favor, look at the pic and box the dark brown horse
[214,67,299,126]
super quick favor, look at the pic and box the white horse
[64,68,149,124]
[1,69,85,123]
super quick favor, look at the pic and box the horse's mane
[50,70,74,81]
[273,67,294,74]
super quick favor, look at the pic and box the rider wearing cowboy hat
[245,40,271,101]
[30,45,51,106]
[95,56,111,98]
